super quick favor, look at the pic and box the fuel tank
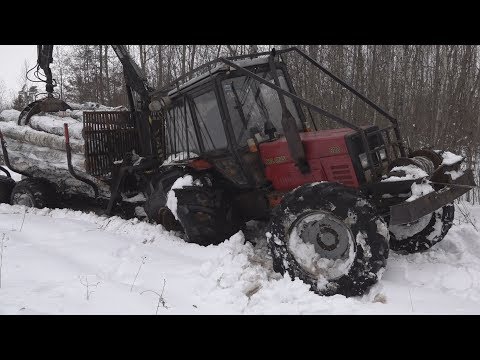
[258,128,359,191]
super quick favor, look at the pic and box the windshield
[222,68,303,147]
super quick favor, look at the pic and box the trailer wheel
[389,204,454,254]
[267,182,390,297]
[0,175,16,204]
[10,177,58,209]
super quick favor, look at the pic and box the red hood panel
[259,128,355,163]
[258,128,359,191]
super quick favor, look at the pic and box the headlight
[359,153,368,168]
[359,148,387,169]
[379,148,387,160]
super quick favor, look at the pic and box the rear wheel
[10,177,58,209]
[267,182,390,297]
[175,185,241,246]
[144,171,241,246]
[0,175,16,203]
[389,204,454,254]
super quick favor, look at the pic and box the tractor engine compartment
[258,126,383,191]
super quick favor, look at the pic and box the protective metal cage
[83,111,141,177]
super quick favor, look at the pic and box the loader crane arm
[110,45,154,111]
[21,45,155,118]
[19,45,162,157]
[37,45,55,94]
[108,45,160,157]
[17,45,73,125]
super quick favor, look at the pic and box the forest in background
[2,44,480,201]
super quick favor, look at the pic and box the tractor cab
[159,54,388,191]
[161,56,309,188]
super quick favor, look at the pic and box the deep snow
[1,200,480,314]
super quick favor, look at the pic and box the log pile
[0,104,124,198]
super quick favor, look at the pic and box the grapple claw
[18,97,71,126]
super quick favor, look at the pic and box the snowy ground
[1,199,480,315]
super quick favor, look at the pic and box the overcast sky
[0,45,38,95]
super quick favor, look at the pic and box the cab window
[191,89,228,151]
[222,68,302,147]
[165,98,199,157]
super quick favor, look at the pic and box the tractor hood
[258,128,359,191]
[259,128,356,165]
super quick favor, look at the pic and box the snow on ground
[1,202,480,314]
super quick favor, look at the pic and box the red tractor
[0,46,474,297]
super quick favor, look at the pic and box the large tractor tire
[143,168,185,232]
[10,177,58,209]
[175,185,241,246]
[389,204,455,254]
[0,175,16,203]
[144,171,241,246]
[267,182,390,297]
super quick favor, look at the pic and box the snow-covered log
[0,138,110,198]
[29,114,84,141]
[0,121,84,154]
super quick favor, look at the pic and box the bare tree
[0,79,9,111]
[53,44,480,202]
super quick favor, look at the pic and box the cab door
[188,84,250,185]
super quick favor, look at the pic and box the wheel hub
[288,210,355,280]
[297,212,352,260]
[316,226,340,251]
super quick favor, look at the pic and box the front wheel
[389,204,454,254]
[267,182,390,297]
